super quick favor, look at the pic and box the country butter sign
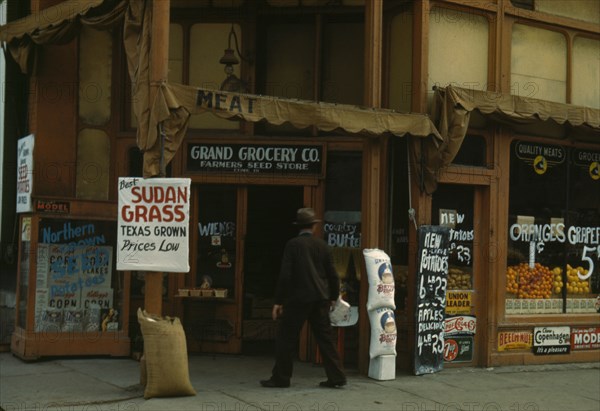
[187,143,323,176]
[445,290,472,314]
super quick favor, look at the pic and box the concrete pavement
[1,352,599,411]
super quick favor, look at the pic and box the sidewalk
[1,352,599,411]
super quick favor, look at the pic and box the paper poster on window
[16,134,34,213]
[117,177,191,272]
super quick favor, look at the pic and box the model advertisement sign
[414,225,450,375]
[533,326,570,355]
[571,327,600,350]
[117,177,191,272]
[16,134,34,213]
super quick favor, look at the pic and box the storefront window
[196,186,237,298]
[35,218,120,333]
[506,140,600,315]
[432,185,475,294]
[452,135,487,167]
[324,151,362,306]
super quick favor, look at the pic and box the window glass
[535,0,600,25]
[428,8,489,106]
[324,151,362,308]
[511,24,566,103]
[196,186,237,297]
[389,140,410,311]
[572,37,600,109]
[566,148,600,313]
[321,21,363,105]
[432,185,475,295]
[452,135,487,167]
[188,24,240,130]
[79,26,112,126]
[506,141,600,315]
[388,11,413,113]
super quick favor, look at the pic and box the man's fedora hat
[293,207,321,225]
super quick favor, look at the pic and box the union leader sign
[117,178,191,272]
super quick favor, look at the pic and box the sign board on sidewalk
[117,177,191,272]
[414,225,450,375]
[16,134,34,213]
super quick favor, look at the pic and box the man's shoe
[260,378,290,388]
[319,380,347,388]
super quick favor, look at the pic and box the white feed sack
[368,307,398,358]
[363,248,396,310]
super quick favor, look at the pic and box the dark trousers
[271,300,346,383]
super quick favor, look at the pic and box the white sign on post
[117,177,191,272]
[16,134,34,213]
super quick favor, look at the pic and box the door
[242,185,304,353]
[431,184,486,366]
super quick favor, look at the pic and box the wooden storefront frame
[11,200,130,360]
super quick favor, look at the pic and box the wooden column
[144,0,170,316]
[411,0,429,113]
[359,0,383,374]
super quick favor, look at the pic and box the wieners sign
[117,178,191,272]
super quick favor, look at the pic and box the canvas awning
[3,0,445,187]
[139,81,444,177]
[419,85,600,193]
[121,2,443,177]
[0,0,126,73]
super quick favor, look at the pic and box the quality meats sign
[186,143,323,177]
[414,225,450,376]
[533,326,570,355]
[117,178,191,272]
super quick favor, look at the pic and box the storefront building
[1,0,598,373]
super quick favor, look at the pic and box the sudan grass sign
[117,178,191,272]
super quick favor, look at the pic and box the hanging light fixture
[219,24,249,92]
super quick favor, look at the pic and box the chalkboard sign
[414,225,450,375]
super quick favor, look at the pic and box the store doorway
[432,183,488,367]
[242,185,304,353]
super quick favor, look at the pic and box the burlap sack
[137,308,196,399]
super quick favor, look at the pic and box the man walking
[260,207,347,389]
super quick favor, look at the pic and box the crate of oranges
[565,264,591,295]
[505,262,553,299]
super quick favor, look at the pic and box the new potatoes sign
[117,178,191,272]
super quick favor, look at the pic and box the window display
[506,141,600,315]
[196,186,237,298]
[33,218,120,333]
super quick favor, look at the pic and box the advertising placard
[444,336,473,363]
[414,225,450,375]
[445,291,472,315]
[117,177,191,272]
[533,326,571,355]
[571,327,600,350]
[16,134,34,213]
[498,331,533,351]
[444,315,476,336]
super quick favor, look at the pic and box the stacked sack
[363,249,397,380]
